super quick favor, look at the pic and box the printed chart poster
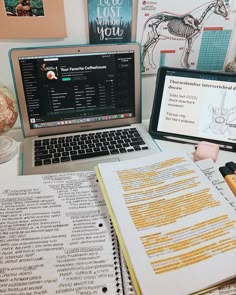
[136,0,236,75]
[88,0,133,44]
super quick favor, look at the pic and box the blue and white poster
[88,0,133,44]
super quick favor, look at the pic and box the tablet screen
[149,67,236,151]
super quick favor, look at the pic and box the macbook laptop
[9,43,159,175]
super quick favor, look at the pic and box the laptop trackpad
[69,157,120,171]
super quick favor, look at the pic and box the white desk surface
[0,124,235,177]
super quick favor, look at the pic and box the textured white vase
[0,84,18,163]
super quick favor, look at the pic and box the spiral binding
[109,219,136,294]
[109,219,123,294]
[118,247,136,295]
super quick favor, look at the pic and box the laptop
[9,43,159,175]
[149,66,236,152]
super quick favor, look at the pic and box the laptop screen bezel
[149,66,236,152]
[9,43,141,138]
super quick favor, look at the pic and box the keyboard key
[123,143,129,148]
[110,149,119,154]
[57,148,64,153]
[35,150,48,156]
[88,143,95,148]
[78,150,85,154]
[55,144,62,148]
[65,147,72,151]
[47,145,54,150]
[61,156,70,162]
[130,141,145,146]
[119,148,127,153]
[34,140,42,146]
[35,154,52,160]
[71,150,109,161]
[70,151,77,155]
[85,148,93,153]
[132,137,144,142]
[93,147,100,152]
[49,149,56,154]
[127,148,134,152]
[35,146,46,152]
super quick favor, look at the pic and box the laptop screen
[19,51,135,130]
[149,67,236,151]
[9,44,141,137]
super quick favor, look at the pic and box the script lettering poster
[88,0,133,44]
[136,0,236,75]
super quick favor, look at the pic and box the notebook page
[0,171,127,295]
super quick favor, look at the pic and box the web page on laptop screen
[157,70,236,144]
[19,51,135,130]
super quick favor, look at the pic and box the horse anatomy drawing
[141,0,228,71]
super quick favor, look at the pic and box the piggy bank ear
[194,141,219,163]
[208,104,213,112]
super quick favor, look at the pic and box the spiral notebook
[0,171,135,294]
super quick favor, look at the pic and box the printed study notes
[96,152,236,295]
[0,171,134,295]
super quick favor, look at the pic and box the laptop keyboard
[33,127,149,167]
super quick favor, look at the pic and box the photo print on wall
[4,0,44,17]
[87,0,133,44]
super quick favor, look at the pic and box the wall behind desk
[0,0,156,129]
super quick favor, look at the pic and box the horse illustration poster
[137,0,236,74]
[88,0,133,44]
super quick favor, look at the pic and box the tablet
[149,67,236,152]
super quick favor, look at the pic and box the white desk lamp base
[0,136,18,164]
